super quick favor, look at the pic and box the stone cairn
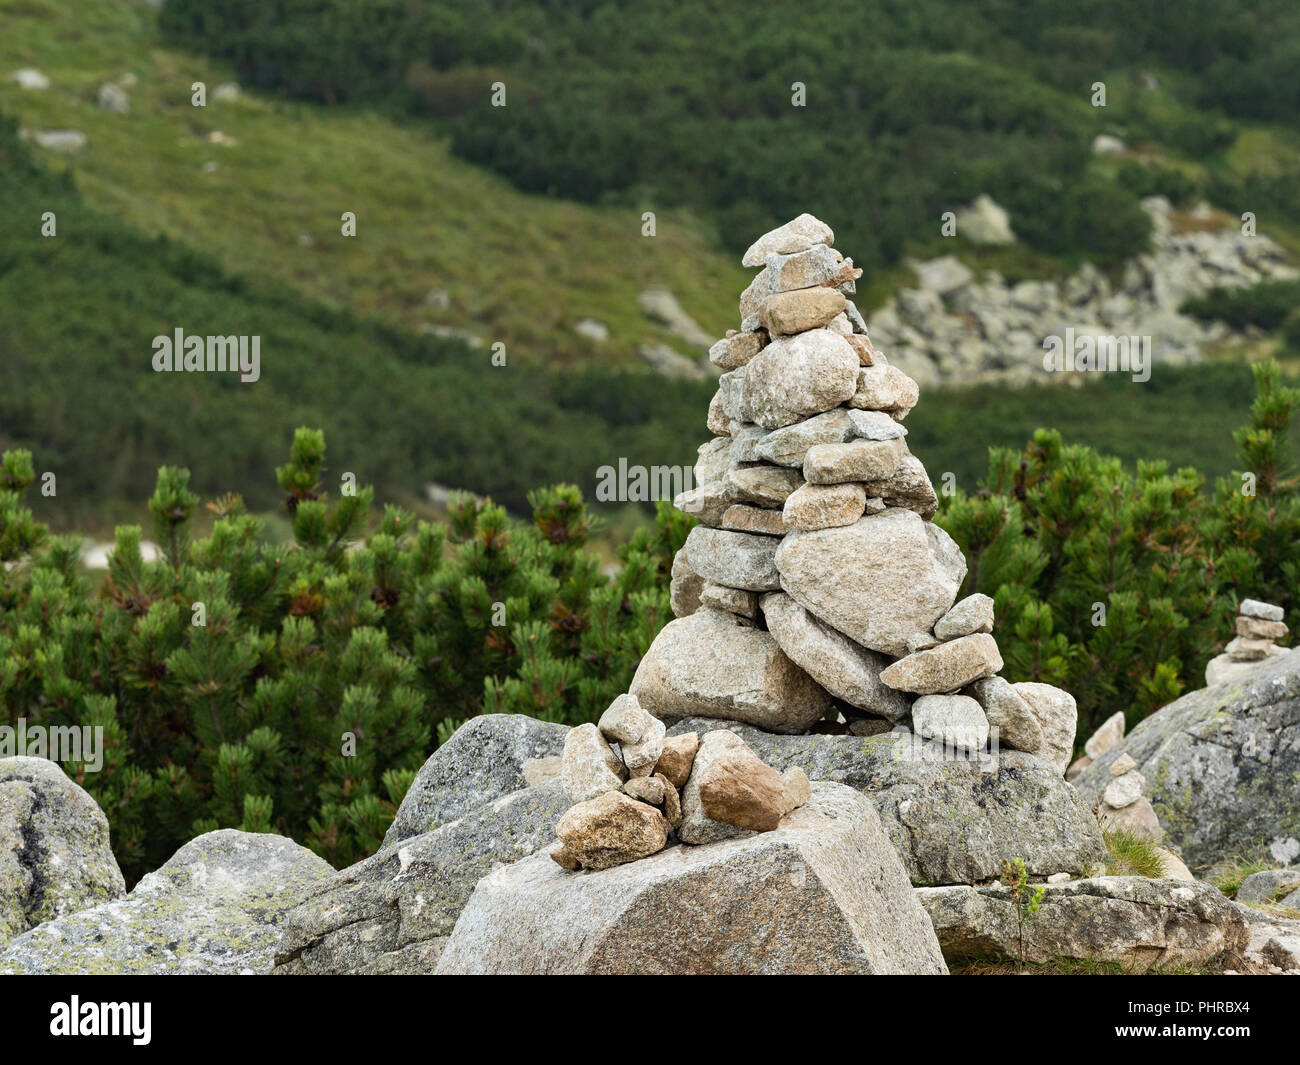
[551,213,1082,871]
[551,696,811,870]
[1205,597,1290,685]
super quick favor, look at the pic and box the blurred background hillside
[4,0,1300,547]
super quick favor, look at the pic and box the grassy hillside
[162,0,1300,274]
[0,114,713,533]
[0,0,747,371]
[2,0,1297,537]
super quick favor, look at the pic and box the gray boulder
[0,757,125,951]
[1075,649,1300,868]
[274,780,568,974]
[384,713,568,846]
[1,830,332,974]
[436,782,948,974]
[666,718,1105,885]
[1236,868,1300,905]
[919,877,1248,969]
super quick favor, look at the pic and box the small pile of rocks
[1066,709,1125,780]
[551,694,809,870]
[644,213,1078,772]
[1206,598,1291,685]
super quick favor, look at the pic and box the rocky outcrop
[274,778,568,974]
[868,197,1297,388]
[383,713,568,846]
[919,877,1249,970]
[665,718,1105,885]
[1,830,332,974]
[0,757,125,951]
[1075,648,1300,869]
[436,782,948,974]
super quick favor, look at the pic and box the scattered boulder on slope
[436,782,948,974]
[0,757,125,951]
[1,830,332,974]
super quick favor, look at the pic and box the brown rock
[758,287,846,335]
[623,776,665,805]
[781,767,811,813]
[860,452,938,520]
[698,747,786,832]
[709,329,767,371]
[550,843,581,870]
[782,482,867,531]
[722,504,790,536]
[803,438,906,485]
[846,334,877,365]
[656,773,683,829]
[654,733,699,789]
[669,546,704,618]
[555,791,669,870]
[879,633,1003,694]
[850,364,919,419]
[1236,616,1288,640]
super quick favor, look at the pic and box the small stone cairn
[552,696,810,870]
[1205,598,1290,685]
[553,214,1084,870]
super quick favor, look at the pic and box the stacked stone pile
[643,214,1078,771]
[551,694,810,870]
[1205,598,1290,685]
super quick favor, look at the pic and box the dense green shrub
[0,429,685,881]
[166,0,1274,275]
[1181,279,1300,332]
[936,362,1300,742]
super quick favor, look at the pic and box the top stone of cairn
[742,213,835,268]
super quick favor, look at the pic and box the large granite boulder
[0,757,125,951]
[436,782,948,974]
[629,608,831,733]
[1074,649,1300,869]
[666,718,1105,885]
[774,509,965,657]
[274,780,568,974]
[0,830,332,974]
[919,877,1249,970]
[384,713,568,846]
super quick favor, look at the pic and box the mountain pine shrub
[0,429,684,880]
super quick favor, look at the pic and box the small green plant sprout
[1002,857,1046,972]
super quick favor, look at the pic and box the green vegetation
[1211,857,1287,899]
[0,0,746,371]
[0,114,711,526]
[936,362,1300,743]
[1103,828,1168,879]
[1001,857,1046,972]
[0,428,685,881]
[161,0,1300,274]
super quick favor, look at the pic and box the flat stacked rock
[1205,598,1290,685]
[636,214,1078,770]
[552,694,810,870]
